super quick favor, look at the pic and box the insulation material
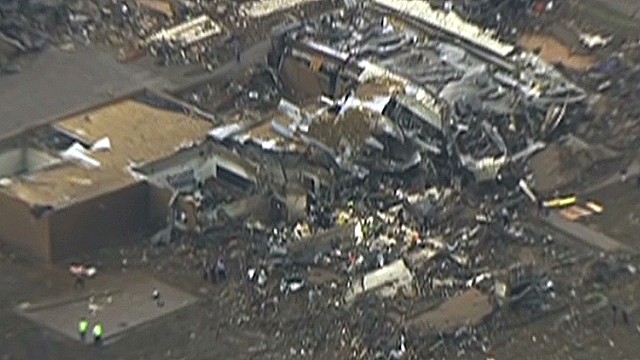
[135,0,174,18]
[91,137,111,152]
[373,0,515,57]
[145,15,222,46]
[559,205,593,221]
[243,0,320,18]
[60,143,101,169]
[357,61,442,115]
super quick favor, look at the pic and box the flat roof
[2,99,213,207]
[0,45,183,139]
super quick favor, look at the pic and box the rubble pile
[138,3,640,358]
[0,0,221,66]
[3,0,636,358]
[147,154,586,357]
[452,0,565,40]
[241,0,322,18]
[0,0,331,72]
[259,7,588,183]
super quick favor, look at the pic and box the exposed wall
[218,193,270,220]
[48,182,149,261]
[284,189,307,222]
[139,141,258,190]
[143,150,217,190]
[0,148,23,178]
[0,146,59,178]
[25,148,60,172]
[148,184,173,228]
[281,57,325,100]
[0,191,51,260]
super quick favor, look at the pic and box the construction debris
[5,0,640,359]
[142,4,604,357]
[145,15,224,47]
[242,0,321,18]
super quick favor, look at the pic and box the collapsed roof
[257,1,586,182]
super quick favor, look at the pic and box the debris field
[2,0,640,360]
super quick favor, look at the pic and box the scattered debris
[242,0,321,18]
[6,0,640,358]
[145,15,224,47]
[579,33,613,49]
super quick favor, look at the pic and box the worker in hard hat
[92,323,104,345]
[347,200,355,209]
[78,317,89,343]
[337,211,350,225]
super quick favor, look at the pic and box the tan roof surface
[3,100,213,207]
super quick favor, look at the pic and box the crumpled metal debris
[132,2,636,359]
[263,6,585,184]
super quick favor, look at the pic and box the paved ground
[530,155,640,253]
[18,272,198,342]
[0,40,270,138]
[0,259,247,360]
[541,212,631,252]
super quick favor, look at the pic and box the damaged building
[262,0,586,183]
[0,0,587,264]
[0,91,264,261]
[6,0,640,357]
[155,3,601,356]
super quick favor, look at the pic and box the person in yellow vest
[337,211,350,225]
[78,317,89,342]
[92,323,104,345]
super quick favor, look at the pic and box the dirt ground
[519,34,596,71]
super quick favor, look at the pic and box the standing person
[215,258,227,282]
[622,308,631,326]
[74,275,85,290]
[78,317,89,343]
[208,262,216,284]
[202,258,209,281]
[92,323,104,345]
[443,0,453,12]
[152,288,164,307]
[234,38,241,63]
[70,264,86,290]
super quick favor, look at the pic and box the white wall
[25,148,60,172]
[0,147,61,178]
[144,155,218,188]
[0,148,23,177]
[215,155,257,183]
[143,152,259,189]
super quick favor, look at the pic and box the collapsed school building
[0,0,587,262]
[260,0,586,183]
[165,0,590,263]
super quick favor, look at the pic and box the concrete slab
[408,288,492,334]
[16,272,197,342]
[541,212,631,252]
